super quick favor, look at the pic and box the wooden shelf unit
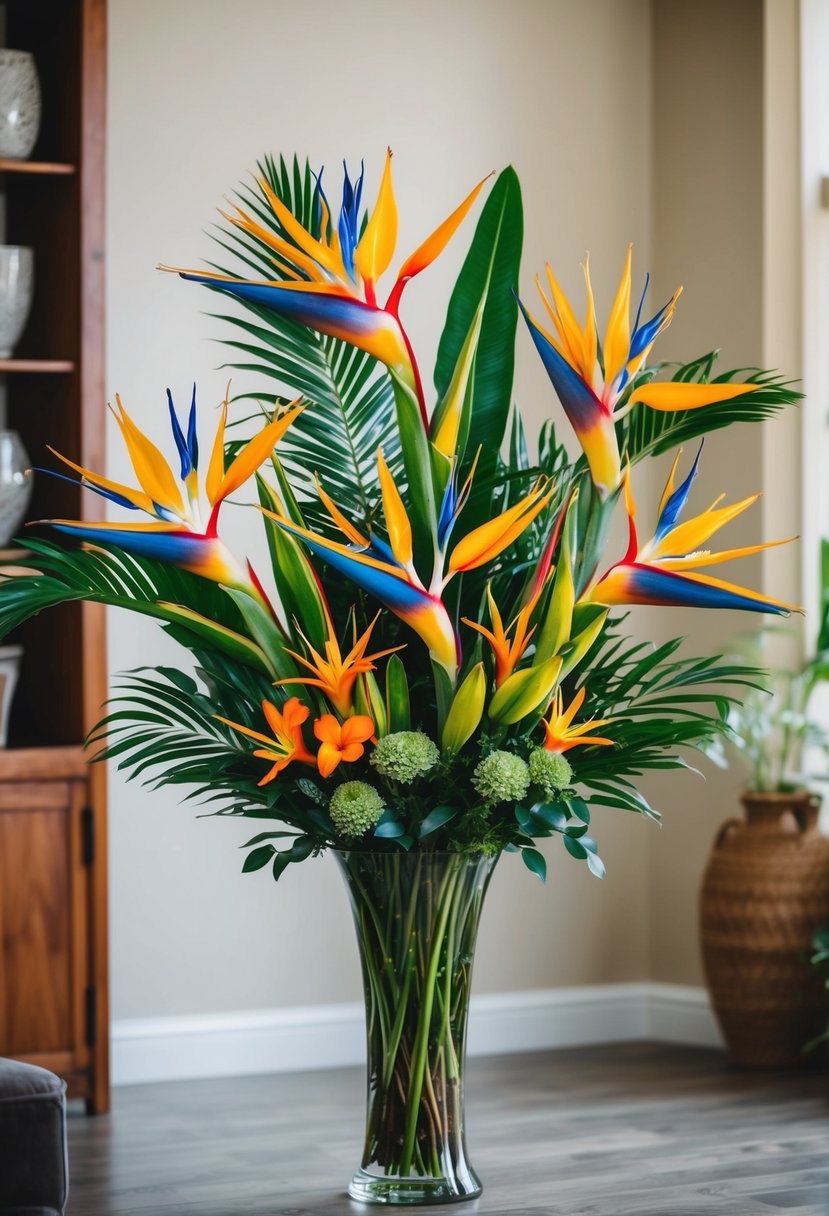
[0,158,75,175]
[0,0,108,1113]
[0,358,75,372]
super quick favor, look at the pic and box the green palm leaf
[620,354,800,463]
[570,621,763,819]
[0,539,274,674]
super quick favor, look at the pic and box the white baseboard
[645,982,724,1048]
[111,982,722,1086]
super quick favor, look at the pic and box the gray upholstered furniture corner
[0,1058,68,1216]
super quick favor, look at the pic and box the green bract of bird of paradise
[1,152,801,883]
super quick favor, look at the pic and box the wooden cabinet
[0,752,92,1087]
[0,0,108,1112]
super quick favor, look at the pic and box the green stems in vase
[335,849,497,1205]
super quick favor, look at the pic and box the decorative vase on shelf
[700,791,829,1068]
[0,246,34,358]
[0,430,32,546]
[0,643,22,746]
[0,50,41,160]
[334,849,497,1206]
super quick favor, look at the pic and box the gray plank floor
[66,1043,829,1215]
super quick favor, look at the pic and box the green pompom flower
[329,781,385,838]
[529,749,573,797]
[472,750,531,805]
[370,730,439,783]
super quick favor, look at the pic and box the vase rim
[740,788,818,803]
[330,846,498,860]
[0,49,35,60]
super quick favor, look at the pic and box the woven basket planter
[700,791,829,1068]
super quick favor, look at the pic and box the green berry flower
[472,750,531,805]
[329,781,385,838]
[529,749,573,797]
[370,730,439,783]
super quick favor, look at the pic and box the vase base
[347,1167,482,1206]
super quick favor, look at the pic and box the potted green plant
[700,545,829,1068]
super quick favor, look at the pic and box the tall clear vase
[334,849,497,1205]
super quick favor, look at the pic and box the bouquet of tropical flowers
[0,153,799,1204]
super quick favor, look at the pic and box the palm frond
[621,354,801,464]
[570,621,762,819]
[0,539,272,673]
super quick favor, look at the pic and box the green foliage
[572,624,763,819]
[621,353,800,464]
[0,538,274,673]
[434,166,523,515]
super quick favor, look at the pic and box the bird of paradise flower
[35,385,301,604]
[519,248,758,495]
[165,151,490,425]
[587,444,799,614]
[262,450,554,681]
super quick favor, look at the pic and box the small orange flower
[314,713,374,778]
[216,695,315,786]
[541,687,613,754]
[462,584,540,688]
[278,612,402,716]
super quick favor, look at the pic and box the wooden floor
[66,1043,829,1215]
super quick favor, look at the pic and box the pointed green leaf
[156,602,272,675]
[430,293,485,467]
[256,474,330,652]
[243,844,275,872]
[385,653,411,732]
[441,661,486,754]
[418,805,459,838]
[522,847,547,882]
[488,656,562,726]
[224,587,297,679]
[434,166,523,486]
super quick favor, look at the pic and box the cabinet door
[0,779,90,1081]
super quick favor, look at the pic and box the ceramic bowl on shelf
[0,246,34,358]
[0,50,42,159]
[0,643,22,746]
[0,430,32,546]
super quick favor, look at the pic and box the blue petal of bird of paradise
[617,564,790,615]
[517,299,606,435]
[274,517,431,616]
[617,279,675,393]
[654,442,704,541]
[366,532,403,568]
[338,161,364,281]
[167,385,198,479]
[628,293,674,363]
[48,522,229,575]
[312,168,328,242]
[437,477,457,549]
[33,468,143,513]
[630,273,650,337]
[178,273,403,357]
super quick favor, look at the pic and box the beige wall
[106,0,655,1020]
[646,0,803,985]
[106,0,805,1018]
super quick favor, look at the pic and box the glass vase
[334,848,497,1206]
